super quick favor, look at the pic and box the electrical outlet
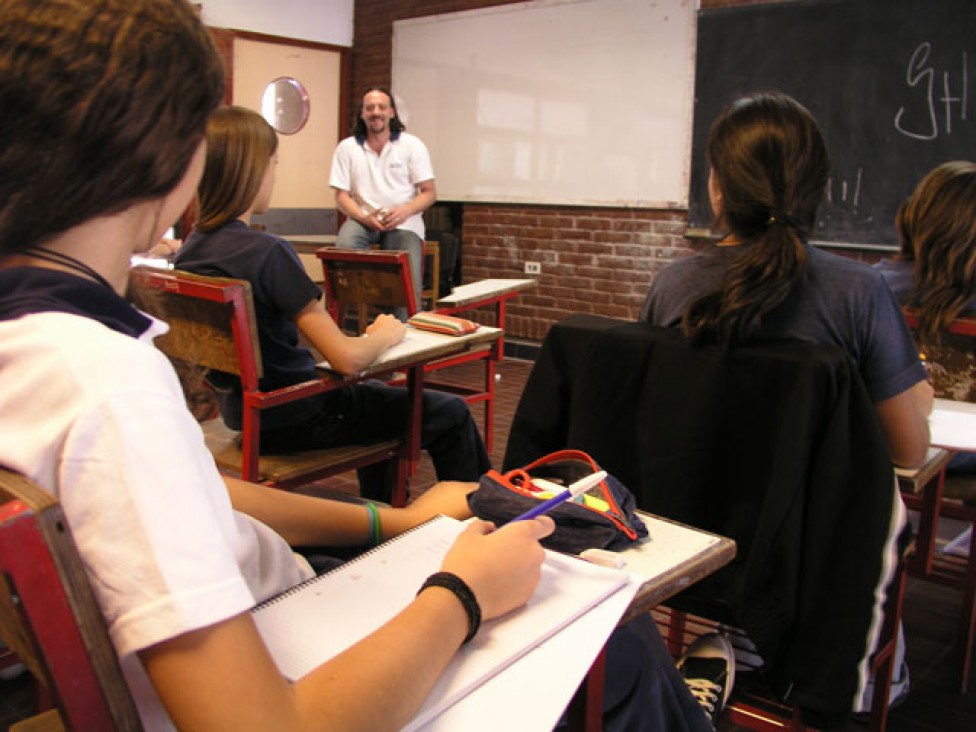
[524,261,541,274]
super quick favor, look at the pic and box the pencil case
[467,449,647,554]
[408,311,479,336]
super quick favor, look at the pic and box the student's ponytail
[682,93,828,345]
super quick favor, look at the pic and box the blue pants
[260,380,491,502]
[336,219,423,317]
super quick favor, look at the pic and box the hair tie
[767,212,792,229]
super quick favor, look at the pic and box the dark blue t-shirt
[639,242,926,403]
[175,221,326,429]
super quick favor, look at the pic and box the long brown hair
[897,161,976,342]
[195,106,279,232]
[683,92,829,345]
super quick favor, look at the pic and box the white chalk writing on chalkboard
[895,42,971,142]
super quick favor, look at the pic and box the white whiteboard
[392,0,697,208]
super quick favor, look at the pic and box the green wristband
[365,502,382,547]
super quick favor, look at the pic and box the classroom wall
[350,0,825,343]
[201,0,353,47]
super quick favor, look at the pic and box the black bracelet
[417,571,482,644]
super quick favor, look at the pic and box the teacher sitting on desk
[640,91,932,470]
[175,105,490,502]
[330,86,435,316]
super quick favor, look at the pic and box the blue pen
[510,470,608,523]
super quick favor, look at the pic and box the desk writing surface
[619,513,736,622]
[316,326,502,378]
[895,446,953,490]
[284,234,338,245]
[930,398,976,451]
[436,278,535,307]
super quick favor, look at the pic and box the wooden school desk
[317,325,502,475]
[930,398,976,451]
[434,278,536,359]
[421,513,736,731]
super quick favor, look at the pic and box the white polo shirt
[0,305,313,730]
[329,131,434,240]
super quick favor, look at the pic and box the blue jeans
[336,219,423,317]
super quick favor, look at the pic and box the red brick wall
[350,0,803,341]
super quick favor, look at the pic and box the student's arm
[224,476,476,546]
[333,188,385,232]
[380,179,437,232]
[293,297,405,375]
[875,379,934,468]
[139,518,554,732]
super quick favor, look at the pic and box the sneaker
[677,632,736,727]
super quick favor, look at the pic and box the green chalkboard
[690,0,976,248]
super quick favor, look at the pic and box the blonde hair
[195,105,278,232]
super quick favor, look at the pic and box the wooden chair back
[316,248,417,329]
[0,468,142,731]
[129,267,262,388]
[128,266,407,500]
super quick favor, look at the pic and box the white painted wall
[200,0,354,47]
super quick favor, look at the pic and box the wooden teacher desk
[422,513,736,731]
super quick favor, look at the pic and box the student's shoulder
[655,248,723,282]
[182,224,283,259]
[808,245,885,284]
[12,312,173,396]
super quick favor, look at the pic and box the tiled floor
[3,356,976,730]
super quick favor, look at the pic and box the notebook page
[251,515,629,728]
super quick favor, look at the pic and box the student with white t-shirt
[329,87,436,313]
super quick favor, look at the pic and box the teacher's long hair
[682,92,829,345]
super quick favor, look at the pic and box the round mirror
[261,77,310,135]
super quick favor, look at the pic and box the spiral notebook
[252,515,630,731]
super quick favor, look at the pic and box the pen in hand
[508,470,608,524]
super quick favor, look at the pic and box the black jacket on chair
[505,314,906,728]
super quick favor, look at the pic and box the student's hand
[365,313,406,347]
[439,517,555,620]
[402,481,477,525]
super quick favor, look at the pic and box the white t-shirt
[0,311,313,730]
[329,131,434,240]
